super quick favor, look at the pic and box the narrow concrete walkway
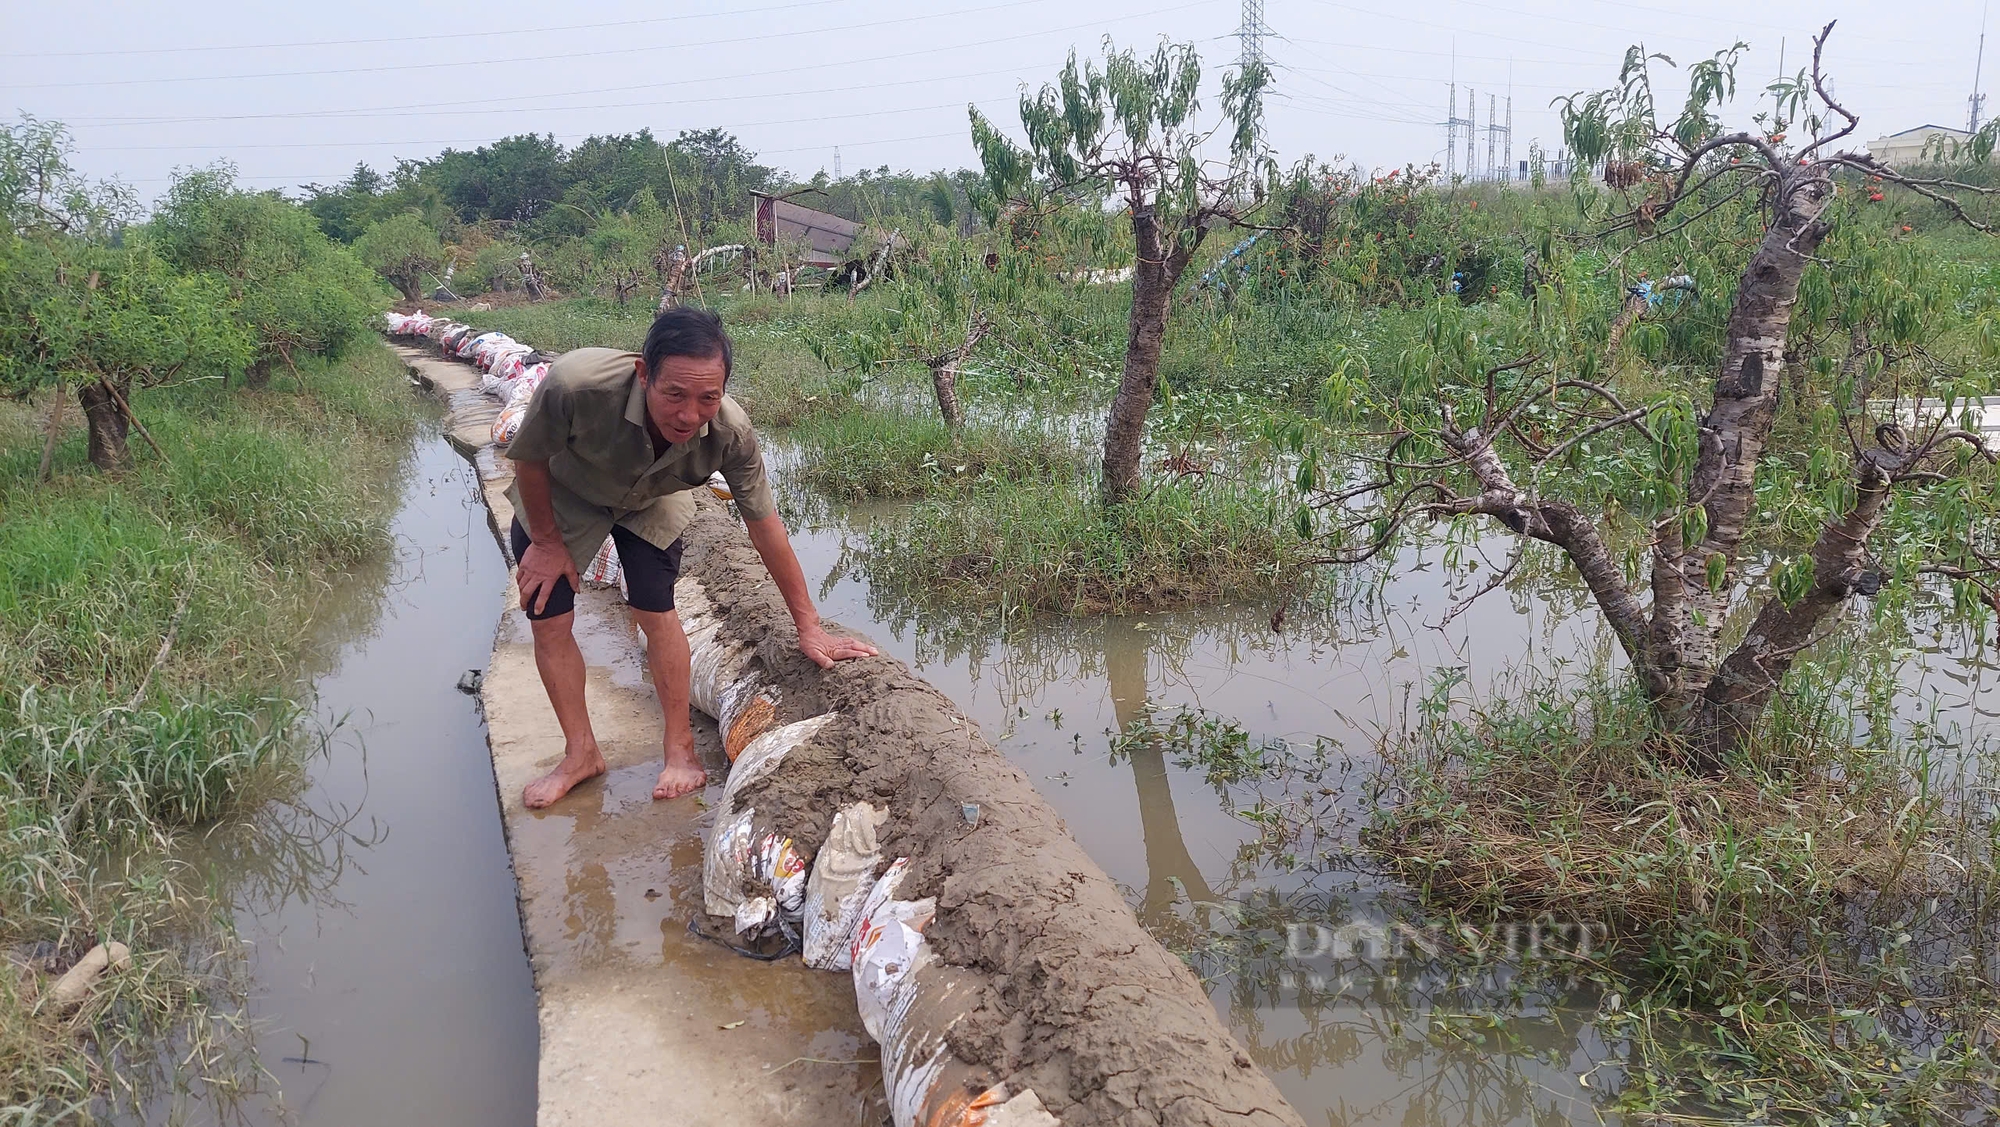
[397,345,881,1127]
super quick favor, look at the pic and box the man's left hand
[798,621,879,669]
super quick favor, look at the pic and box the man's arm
[513,458,581,616]
[743,511,879,669]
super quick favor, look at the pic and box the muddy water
[225,431,537,1125]
[777,495,2000,1125]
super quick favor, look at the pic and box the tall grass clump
[783,404,1086,501]
[0,344,417,1120]
[1369,670,2000,1124]
[862,475,1304,614]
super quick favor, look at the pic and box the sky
[1,0,1988,206]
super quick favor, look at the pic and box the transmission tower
[1466,86,1477,177]
[1236,0,1270,166]
[1504,96,1514,180]
[1972,6,1990,133]
[833,146,842,180]
[1486,94,1498,178]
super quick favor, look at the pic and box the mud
[679,497,1305,1127]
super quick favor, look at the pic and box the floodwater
[777,490,2000,1126]
[217,429,537,1125]
[187,398,2000,1126]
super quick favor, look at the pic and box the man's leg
[630,606,706,799]
[511,519,606,809]
[609,525,704,800]
[522,610,608,808]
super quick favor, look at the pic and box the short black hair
[641,306,732,382]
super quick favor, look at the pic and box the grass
[782,403,1087,501]
[861,475,1307,615]
[0,344,419,1122]
[1367,673,2000,1124]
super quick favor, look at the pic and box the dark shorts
[509,518,683,621]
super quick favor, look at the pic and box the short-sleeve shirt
[502,347,776,570]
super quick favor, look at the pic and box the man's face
[638,353,727,444]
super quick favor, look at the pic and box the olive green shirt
[502,346,776,570]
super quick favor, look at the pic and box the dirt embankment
[680,496,1304,1127]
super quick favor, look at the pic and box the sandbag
[581,537,623,590]
[853,862,1048,1127]
[492,401,527,448]
[801,801,887,970]
[677,581,782,760]
[702,715,838,928]
[507,363,549,407]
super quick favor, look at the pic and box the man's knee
[630,606,685,643]
[527,610,578,644]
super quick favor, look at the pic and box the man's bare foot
[652,744,707,800]
[523,747,607,809]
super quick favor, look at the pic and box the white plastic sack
[701,715,836,920]
[850,859,935,1042]
[507,363,549,407]
[802,802,888,970]
[581,537,622,589]
[491,401,528,448]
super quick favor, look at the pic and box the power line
[1,0,1067,91]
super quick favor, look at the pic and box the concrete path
[396,346,881,1127]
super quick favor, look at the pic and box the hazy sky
[2,1,1987,206]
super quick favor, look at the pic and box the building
[1864,124,1973,167]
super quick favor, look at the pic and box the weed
[1368,674,2000,1124]
[0,345,417,1120]
[860,475,1305,614]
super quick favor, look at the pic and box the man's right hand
[517,537,580,616]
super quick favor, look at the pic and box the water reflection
[1103,617,1216,926]
[166,431,538,1127]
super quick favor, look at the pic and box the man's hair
[641,306,732,382]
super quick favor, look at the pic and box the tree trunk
[394,275,421,303]
[927,313,987,432]
[1694,457,1894,762]
[78,380,130,473]
[930,361,964,430]
[1102,205,1204,504]
[1660,172,1838,716]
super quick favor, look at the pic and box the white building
[1864,124,1973,167]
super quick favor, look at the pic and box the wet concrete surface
[398,344,883,1126]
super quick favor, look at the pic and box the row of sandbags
[382,311,553,442]
[675,582,1059,1127]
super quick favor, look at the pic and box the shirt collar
[624,368,712,440]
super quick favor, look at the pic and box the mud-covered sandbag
[703,715,837,925]
[802,801,887,970]
[677,582,782,760]
[853,861,1041,1127]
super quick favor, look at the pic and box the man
[503,306,877,809]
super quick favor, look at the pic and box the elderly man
[503,306,876,809]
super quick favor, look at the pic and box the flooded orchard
[775,478,2000,1126]
[193,413,2000,1126]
